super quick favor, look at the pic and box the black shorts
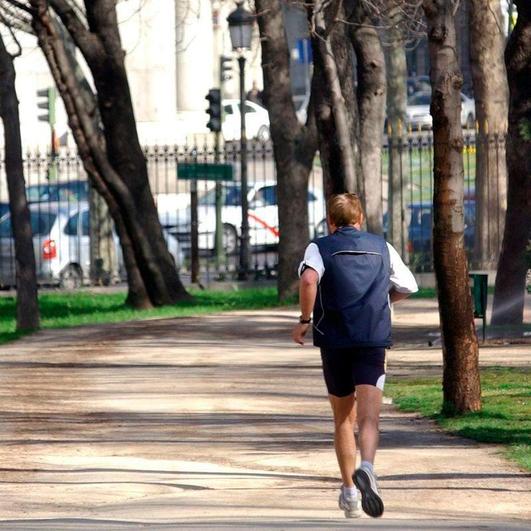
[320,346,386,397]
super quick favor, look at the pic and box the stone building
[1,0,286,149]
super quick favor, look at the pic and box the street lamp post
[237,54,250,280]
[227,1,254,280]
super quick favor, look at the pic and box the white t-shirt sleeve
[298,242,325,282]
[387,242,419,293]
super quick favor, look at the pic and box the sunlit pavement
[0,302,529,529]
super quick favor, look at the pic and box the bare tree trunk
[35,0,190,307]
[350,2,386,235]
[30,6,153,308]
[469,0,508,270]
[0,34,40,331]
[492,0,531,327]
[89,184,119,285]
[423,0,481,414]
[60,27,118,285]
[313,2,356,191]
[255,0,318,301]
[384,20,408,255]
[311,1,360,199]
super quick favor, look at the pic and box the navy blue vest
[312,226,392,348]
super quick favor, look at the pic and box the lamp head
[227,1,254,52]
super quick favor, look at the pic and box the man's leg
[355,384,383,464]
[321,349,361,517]
[328,393,357,487]
[351,347,386,518]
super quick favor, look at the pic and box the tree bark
[423,0,481,414]
[492,0,531,326]
[30,6,153,308]
[313,1,356,192]
[311,1,360,199]
[385,12,408,255]
[255,0,318,301]
[468,0,508,270]
[0,34,40,331]
[59,27,118,285]
[350,2,386,235]
[34,0,190,307]
[89,183,119,285]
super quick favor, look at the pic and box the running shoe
[338,489,361,518]
[353,465,384,518]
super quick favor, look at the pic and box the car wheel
[257,125,270,143]
[60,264,83,290]
[223,224,239,255]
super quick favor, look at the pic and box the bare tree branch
[358,0,426,44]
[312,0,357,188]
[1,0,33,15]
[47,0,103,61]
[0,0,34,33]
[0,13,23,56]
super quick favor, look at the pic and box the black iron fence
[0,132,506,288]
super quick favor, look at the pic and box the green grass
[0,287,295,345]
[0,286,439,346]
[386,367,531,470]
[410,287,436,298]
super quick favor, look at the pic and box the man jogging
[292,193,418,519]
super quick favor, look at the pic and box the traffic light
[206,88,221,132]
[37,87,57,125]
[220,55,233,83]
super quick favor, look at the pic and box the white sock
[342,485,358,498]
[360,460,374,473]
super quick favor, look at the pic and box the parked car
[222,99,270,142]
[406,91,476,130]
[0,202,183,288]
[0,180,87,225]
[407,75,431,96]
[26,180,89,203]
[407,200,476,254]
[379,201,475,267]
[163,181,326,254]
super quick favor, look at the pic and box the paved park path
[0,299,529,530]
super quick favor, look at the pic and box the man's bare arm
[299,268,319,318]
[389,288,411,303]
[292,268,319,345]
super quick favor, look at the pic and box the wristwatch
[299,315,312,324]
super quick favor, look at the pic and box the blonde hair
[327,193,363,227]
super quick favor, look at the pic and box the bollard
[469,273,488,342]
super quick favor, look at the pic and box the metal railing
[0,132,507,288]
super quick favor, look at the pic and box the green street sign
[177,163,233,181]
